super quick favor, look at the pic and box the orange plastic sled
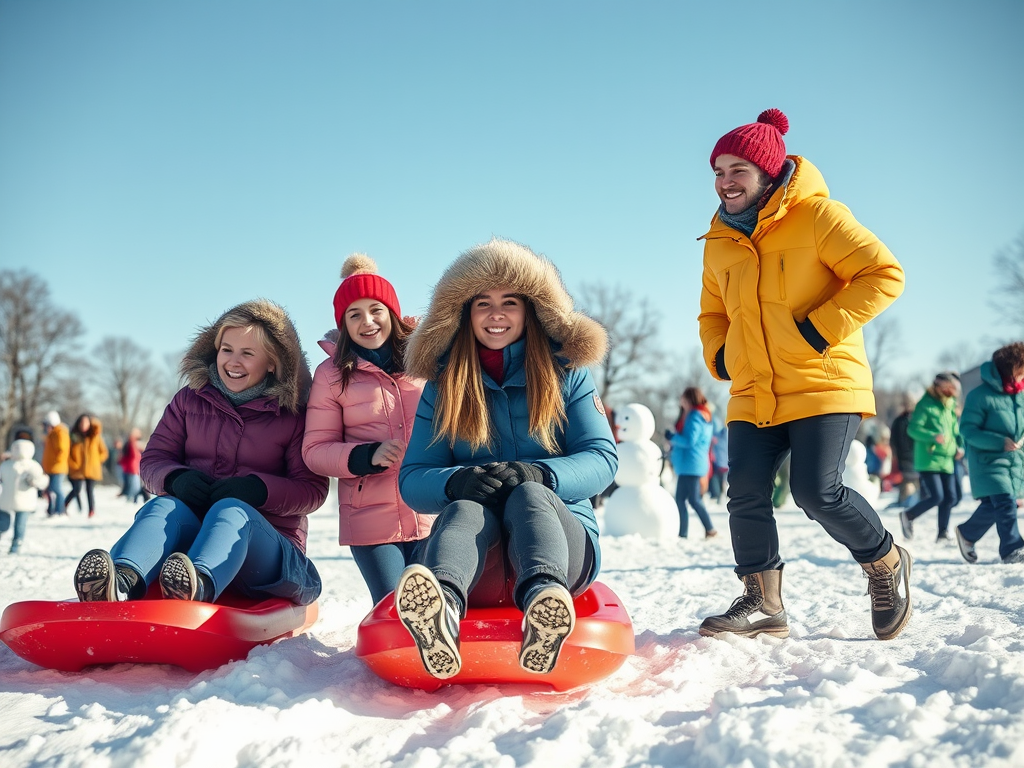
[0,588,318,673]
[356,580,634,692]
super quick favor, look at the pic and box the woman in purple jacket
[73,300,329,605]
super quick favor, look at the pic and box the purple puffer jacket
[142,385,329,552]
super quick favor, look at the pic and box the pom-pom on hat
[710,108,790,179]
[332,253,401,327]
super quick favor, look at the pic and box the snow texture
[2,482,1024,768]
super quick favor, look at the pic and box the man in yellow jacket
[697,109,912,642]
[41,410,70,516]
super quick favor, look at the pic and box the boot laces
[865,567,896,611]
[724,575,764,619]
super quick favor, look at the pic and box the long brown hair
[432,300,566,453]
[332,310,414,389]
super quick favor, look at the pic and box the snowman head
[615,403,655,442]
[846,439,867,467]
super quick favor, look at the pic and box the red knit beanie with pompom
[710,108,790,179]
[332,254,401,327]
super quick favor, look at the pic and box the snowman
[842,439,880,505]
[602,402,679,539]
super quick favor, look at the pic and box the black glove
[209,475,269,508]
[485,461,546,490]
[445,465,504,505]
[348,443,387,476]
[664,429,674,442]
[166,469,216,514]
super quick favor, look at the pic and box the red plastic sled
[0,589,318,673]
[356,581,634,692]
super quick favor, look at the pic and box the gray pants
[420,482,596,613]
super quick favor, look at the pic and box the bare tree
[863,313,902,384]
[0,270,85,443]
[936,343,988,378]
[91,336,158,438]
[990,231,1024,334]
[577,282,663,404]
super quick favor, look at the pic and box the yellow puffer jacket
[68,421,109,481]
[42,423,70,474]
[698,156,904,427]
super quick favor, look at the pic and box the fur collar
[406,239,607,380]
[179,299,312,413]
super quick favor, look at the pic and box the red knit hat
[710,108,790,179]
[332,254,401,327]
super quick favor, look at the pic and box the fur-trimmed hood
[406,239,607,380]
[180,299,312,413]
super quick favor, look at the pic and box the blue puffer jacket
[399,338,618,573]
[669,409,713,477]
[960,361,1024,499]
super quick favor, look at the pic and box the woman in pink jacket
[302,255,429,605]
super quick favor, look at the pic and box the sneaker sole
[955,527,978,564]
[698,613,790,639]
[519,585,576,674]
[160,553,198,600]
[75,549,117,602]
[876,547,913,641]
[395,565,461,680]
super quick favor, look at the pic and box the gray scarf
[208,363,271,407]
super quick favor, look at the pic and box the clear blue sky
[1,0,1020,387]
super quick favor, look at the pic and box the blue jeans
[123,473,150,504]
[351,540,421,605]
[110,496,321,605]
[0,509,29,550]
[904,470,957,535]
[419,482,596,613]
[959,494,1024,560]
[676,474,714,537]
[47,474,66,514]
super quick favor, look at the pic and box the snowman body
[602,403,679,539]
[842,439,880,505]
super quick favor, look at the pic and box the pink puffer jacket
[302,338,433,546]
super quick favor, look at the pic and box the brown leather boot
[861,544,913,640]
[699,566,789,638]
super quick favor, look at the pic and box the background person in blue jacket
[395,239,618,680]
[666,387,718,538]
[956,342,1024,564]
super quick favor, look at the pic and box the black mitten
[209,475,269,508]
[445,465,503,505]
[166,469,216,514]
[485,462,548,499]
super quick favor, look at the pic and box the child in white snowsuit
[0,439,48,553]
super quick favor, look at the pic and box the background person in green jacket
[956,343,1024,564]
[900,372,964,542]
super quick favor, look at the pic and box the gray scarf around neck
[718,158,797,238]
[208,363,271,407]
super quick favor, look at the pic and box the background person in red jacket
[118,428,151,505]
[302,254,429,605]
[73,299,328,605]
[696,109,910,643]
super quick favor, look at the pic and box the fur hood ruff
[406,239,608,380]
[180,299,312,413]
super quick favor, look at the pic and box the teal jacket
[399,338,619,574]
[960,361,1024,499]
[907,388,963,474]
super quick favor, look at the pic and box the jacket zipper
[779,254,786,301]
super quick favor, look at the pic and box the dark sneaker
[1001,548,1024,564]
[160,552,203,601]
[75,549,132,602]
[936,530,950,543]
[519,582,576,674]
[955,526,978,564]
[862,544,912,640]
[699,568,789,639]
[395,564,462,679]
[899,510,913,540]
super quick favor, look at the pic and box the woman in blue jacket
[396,239,618,680]
[667,387,717,538]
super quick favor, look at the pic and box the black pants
[67,478,96,513]
[905,470,957,535]
[727,414,892,575]
[419,482,596,613]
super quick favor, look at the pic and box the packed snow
[2,480,1023,768]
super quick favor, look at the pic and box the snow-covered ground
[2,482,1023,768]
